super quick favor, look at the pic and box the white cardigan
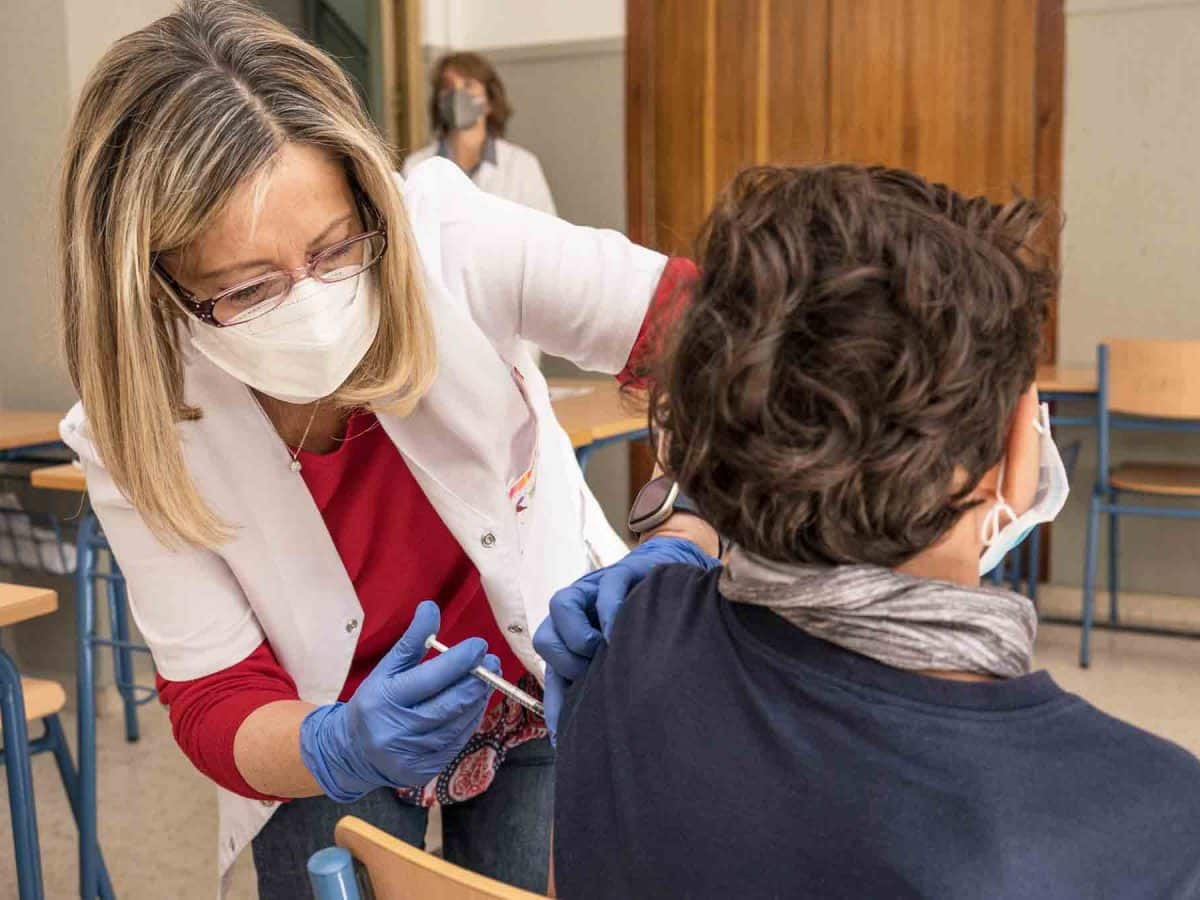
[60,158,665,891]
[402,137,557,217]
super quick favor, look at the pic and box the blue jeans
[252,737,555,898]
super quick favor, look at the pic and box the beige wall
[0,0,178,413]
[1049,0,1200,594]
[0,2,71,412]
[1059,0,1200,365]
[422,0,623,50]
[1,0,176,673]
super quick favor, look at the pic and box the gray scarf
[719,547,1037,678]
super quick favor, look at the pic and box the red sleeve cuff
[618,257,699,390]
[157,642,300,802]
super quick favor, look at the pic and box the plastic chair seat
[1109,462,1200,497]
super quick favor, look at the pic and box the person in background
[403,51,556,217]
[405,51,557,367]
[539,165,1200,899]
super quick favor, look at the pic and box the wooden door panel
[765,0,831,165]
[712,0,763,199]
[828,0,1039,199]
[652,0,710,255]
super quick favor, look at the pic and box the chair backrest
[334,816,547,900]
[1106,339,1200,420]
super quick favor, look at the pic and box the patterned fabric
[397,674,548,807]
[720,547,1038,678]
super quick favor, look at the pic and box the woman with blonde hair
[58,1,717,895]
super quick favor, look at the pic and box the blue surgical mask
[979,403,1070,576]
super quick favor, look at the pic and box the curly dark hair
[651,164,1055,567]
[429,52,512,137]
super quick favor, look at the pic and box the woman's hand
[533,536,720,742]
[299,600,498,802]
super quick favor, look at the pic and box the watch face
[630,476,675,526]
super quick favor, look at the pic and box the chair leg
[987,556,1005,586]
[1027,526,1042,608]
[0,650,45,900]
[309,847,364,900]
[106,561,140,743]
[1107,491,1120,626]
[1080,493,1102,668]
[45,715,117,900]
[1007,547,1024,593]
[75,513,101,900]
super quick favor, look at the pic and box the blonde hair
[60,0,435,549]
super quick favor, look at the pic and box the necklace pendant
[290,459,302,473]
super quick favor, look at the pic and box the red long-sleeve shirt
[157,257,697,800]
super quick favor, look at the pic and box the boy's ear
[1000,385,1042,516]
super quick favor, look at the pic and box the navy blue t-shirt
[554,565,1200,899]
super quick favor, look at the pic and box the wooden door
[626,0,1064,504]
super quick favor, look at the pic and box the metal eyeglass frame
[152,229,388,327]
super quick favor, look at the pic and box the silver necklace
[288,400,322,473]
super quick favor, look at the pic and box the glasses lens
[213,273,292,326]
[314,234,386,282]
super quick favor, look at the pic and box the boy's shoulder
[608,562,726,646]
[1073,699,1200,797]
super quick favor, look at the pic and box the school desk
[546,377,648,471]
[0,411,63,457]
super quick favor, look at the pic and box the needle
[425,634,545,718]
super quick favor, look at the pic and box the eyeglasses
[154,230,387,327]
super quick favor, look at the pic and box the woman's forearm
[233,700,325,798]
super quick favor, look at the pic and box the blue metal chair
[2,461,155,746]
[14,463,158,899]
[1080,341,1200,667]
[1,584,115,900]
[74,511,157,899]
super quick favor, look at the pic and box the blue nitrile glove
[300,600,500,803]
[533,536,720,742]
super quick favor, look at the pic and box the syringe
[424,634,545,719]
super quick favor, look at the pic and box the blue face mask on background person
[979,403,1070,576]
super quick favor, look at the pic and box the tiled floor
[2,595,1198,899]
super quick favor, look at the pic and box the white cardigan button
[346,618,359,634]
[481,532,496,548]
[507,624,524,635]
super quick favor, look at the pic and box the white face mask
[188,271,380,405]
[979,402,1069,576]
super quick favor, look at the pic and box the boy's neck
[895,551,980,590]
[894,510,1001,683]
[895,505,984,590]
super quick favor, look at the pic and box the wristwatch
[628,475,722,554]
